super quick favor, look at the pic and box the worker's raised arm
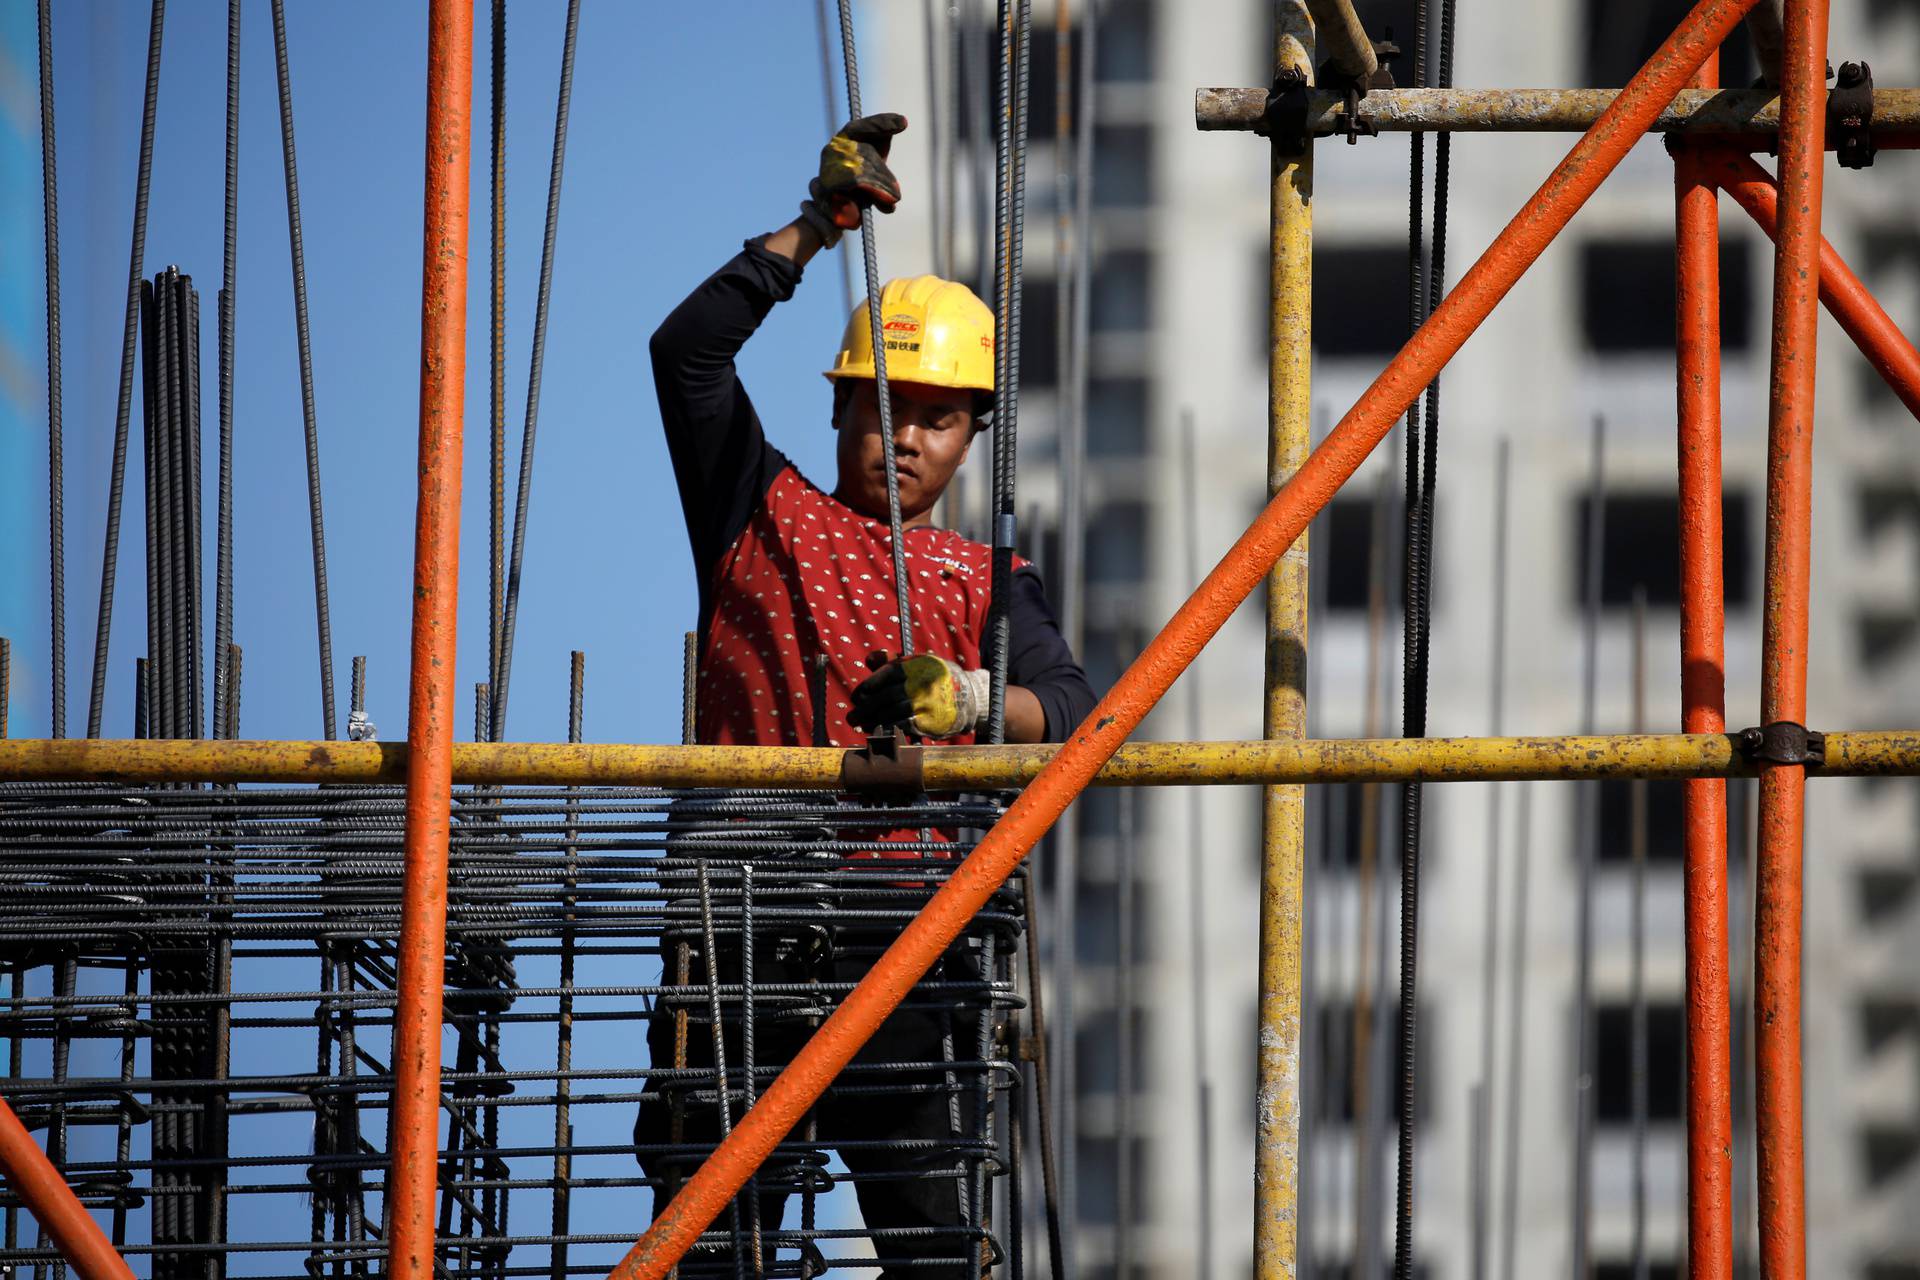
[651,115,909,583]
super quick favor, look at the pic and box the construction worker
[633,116,1094,1275]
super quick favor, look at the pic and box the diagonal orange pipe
[1701,147,1920,422]
[1755,2,1826,1276]
[1672,107,1736,1279]
[386,4,473,1278]
[0,1095,134,1280]
[606,0,1762,1273]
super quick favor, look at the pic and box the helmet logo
[882,312,922,354]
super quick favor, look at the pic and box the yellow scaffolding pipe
[2,732,1917,788]
[1258,5,1315,1277]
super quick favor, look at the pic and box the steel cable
[212,0,240,741]
[835,0,914,661]
[269,0,337,740]
[983,0,1030,743]
[492,0,581,739]
[1393,0,1456,1275]
[38,0,65,739]
[86,0,164,740]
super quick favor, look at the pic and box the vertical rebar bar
[1473,437,1512,1280]
[984,0,1032,738]
[490,0,506,712]
[224,644,241,740]
[87,0,164,740]
[1572,414,1606,1278]
[683,632,699,746]
[837,0,914,664]
[1630,589,1650,1280]
[551,649,583,1280]
[38,0,64,739]
[492,0,581,739]
[269,0,337,739]
[1497,782,1531,1280]
[212,0,240,745]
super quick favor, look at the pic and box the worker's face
[833,379,978,523]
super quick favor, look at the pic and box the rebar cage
[0,784,1025,1279]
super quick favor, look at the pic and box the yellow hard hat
[824,275,996,401]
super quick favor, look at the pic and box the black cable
[86,0,164,740]
[38,0,65,739]
[270,0,337,740]
[492,0,581,740]
[489,0,507,711]
[213,0,240,741]
[983,0,1030,744]
[1393,1,1455,1276]
[836,0,914,663]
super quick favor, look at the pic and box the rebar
[0,783,1021,1280]
[212,0,240,743]
[38,0,65,740]
[269,0,337,740]
[983,0,1031,739]
[492,0,581,740]
[87,0,164,741]
[836,0,914,662]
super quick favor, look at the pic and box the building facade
[865,2,1920,1276]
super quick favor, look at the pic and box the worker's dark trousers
[635,924,988,1280]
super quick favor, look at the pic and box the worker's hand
[848,653,990,739]
[799,114,906,248]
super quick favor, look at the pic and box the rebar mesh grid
[0,784,1025,1279]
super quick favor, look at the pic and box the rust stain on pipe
[385,4,473,1278]
[1192,85,1920,137]
[1699,147,1920,421]
[1754,2,1826,1276]
[7,731,1920,788]
[1673,104,1736,1278]
[604,2,1764,1274]
[0,1095,135,1280]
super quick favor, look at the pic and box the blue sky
[0,1,901,1258]
[3,2,883,747]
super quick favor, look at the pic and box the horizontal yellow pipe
[1193,86,1920,135]
[1,731,1915,789]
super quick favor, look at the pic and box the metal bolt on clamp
[1736,721,1826,767]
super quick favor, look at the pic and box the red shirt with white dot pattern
[698,467,1023,749]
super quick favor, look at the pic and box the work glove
[798,113,906,248]
[848,653,990,740]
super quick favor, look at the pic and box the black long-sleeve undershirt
[650,238,1097,742]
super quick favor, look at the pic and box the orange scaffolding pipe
[386,4,474,1278]
[606,0,1763,1273]
[0,1096,133,1280]
[1702,147,1920,422]
[1755,0,1826,1275]
[1673,101,1735,1279]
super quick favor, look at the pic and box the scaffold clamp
[1737,721,1826,767]
[1830,62,1876,169]
[1260,69,1313,155]
[840,729,925,796]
